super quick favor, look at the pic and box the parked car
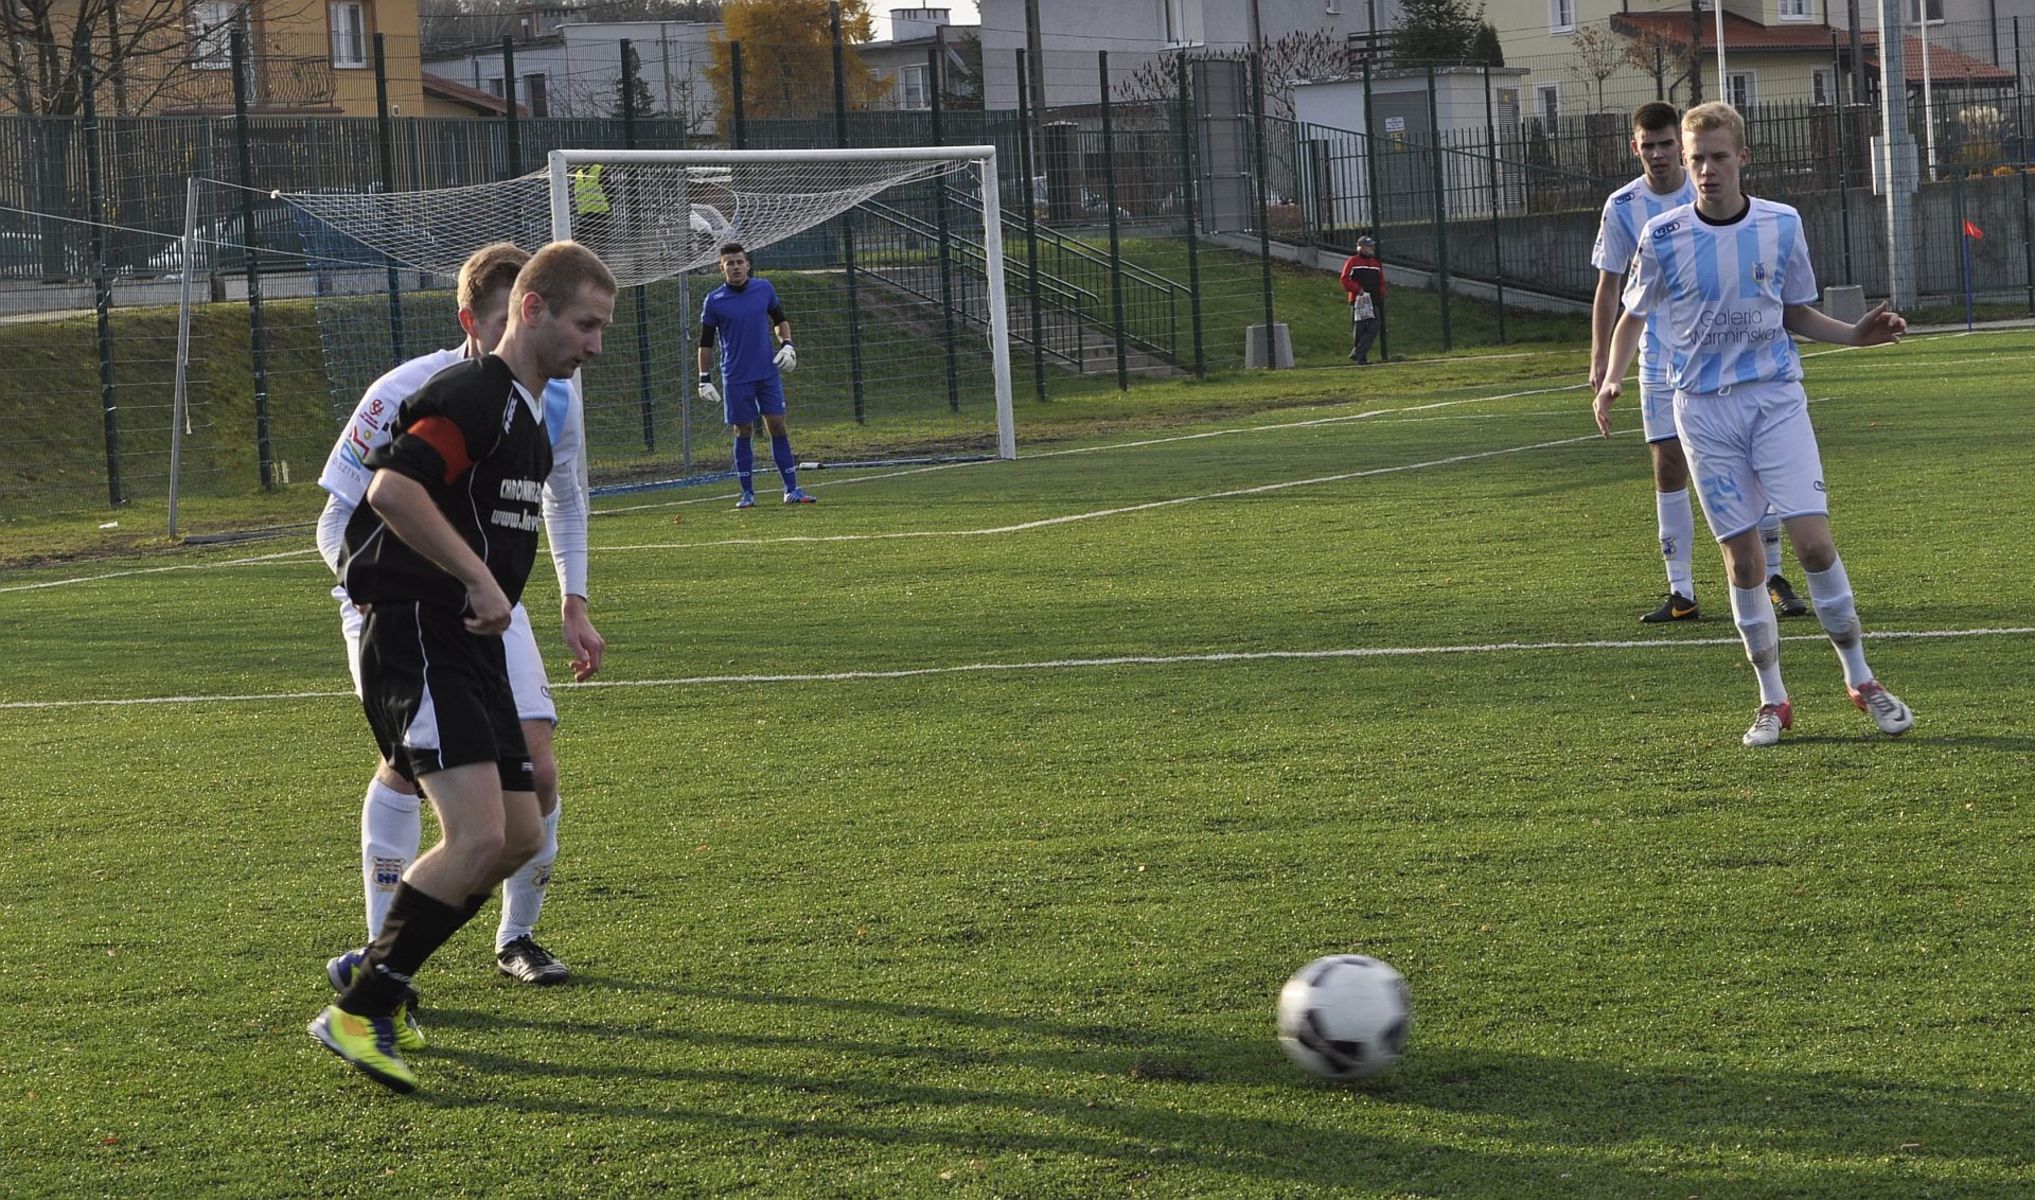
[0,230,88,279]
[147,200,307,279]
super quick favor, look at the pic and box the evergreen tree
[1391,0,1486,65]
[1468,22,1504,68]
[612,44,660,119]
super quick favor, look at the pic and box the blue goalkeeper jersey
[701,277,783,385]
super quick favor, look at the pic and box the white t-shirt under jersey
[315,347,589,598]
[1622,196,1818,396]
[1592,173,1696,387]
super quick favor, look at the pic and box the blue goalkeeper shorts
[723,376,786,427]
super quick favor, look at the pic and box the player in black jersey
[311,241,616,1093]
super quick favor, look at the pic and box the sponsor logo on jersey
[1614,191,1634,205]
[1652,220,1681,239]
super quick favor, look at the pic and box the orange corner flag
[1963,218,1985,240]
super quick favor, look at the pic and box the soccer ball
[1275,954,1411,1080]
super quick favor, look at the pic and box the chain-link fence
[6,29,2035,526]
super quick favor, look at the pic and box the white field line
[4,625,2028,711]
[589,337,1911,517]
[9,378,1597,587]
[0,547,320,595]
[597,432,1611,553]
[0,331,1994,590]
[593,380,1595,515]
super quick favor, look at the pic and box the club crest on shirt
[1753,261,1768,282]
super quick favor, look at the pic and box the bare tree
[2,0,318,116]
[1118,28,1347,122]
[1569,21,1624,113]
[1621,25,1693,105]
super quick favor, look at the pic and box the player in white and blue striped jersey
[1596,102,1913,748]
[1589,102,1802,626]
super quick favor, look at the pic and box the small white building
[859,8,980,111]
[1291,66,1529,225]
[424,17,720,124]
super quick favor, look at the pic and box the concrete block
[1244,322,1294,369]
[1822,284,1866,323]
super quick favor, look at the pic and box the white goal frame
[545,146,1016,462]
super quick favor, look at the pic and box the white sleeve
[315,493,353,575]
[1621,230,1667,318]
[1780,212,1819,306]
[1590,196,1633,275]
[542,376,590,599]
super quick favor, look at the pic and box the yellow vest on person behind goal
[572,164,609,216]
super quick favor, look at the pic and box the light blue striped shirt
[1622,197,1818,395]
[1593,174,1697,387]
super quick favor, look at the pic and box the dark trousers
[1350,317,1378,364]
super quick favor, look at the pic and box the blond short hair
[456,242,530,315]
[1681,102,1746,149]
[512,240,618,314]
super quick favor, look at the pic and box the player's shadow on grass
[416,991,2033,1196]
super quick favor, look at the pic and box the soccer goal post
[279,145,1015,494]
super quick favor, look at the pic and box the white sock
[1759,510,1784,579]
[361,779,422,940]
[498,799,561,950]
[1730,584,1788,705]
[1805,558,1873,687]
[1656,488,1696,600]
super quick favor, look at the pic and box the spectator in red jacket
[1339,236,1386,364]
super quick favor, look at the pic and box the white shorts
[1672,380,1827,542]
[338,587,557,724]
[1639,380,1678,444]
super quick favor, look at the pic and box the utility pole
[1849,0,1866,102]
[1689,0,1705,104]
[1023,0,1045,114]
[1877,0,1917,309]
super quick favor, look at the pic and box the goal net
[275,146,1014,494]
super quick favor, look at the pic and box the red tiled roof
[1865,34,2012,85]
[1611,11,1843,51]
[1609,12,2011,83]
[422,72,530,116]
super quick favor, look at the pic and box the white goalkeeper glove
[773,342,797,373]
[698,373,720,406]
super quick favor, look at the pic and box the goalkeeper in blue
[698,242,815,508]
[1596,102,1913,748]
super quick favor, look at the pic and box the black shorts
[357,601,534,793]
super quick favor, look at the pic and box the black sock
[338,882,466,1017]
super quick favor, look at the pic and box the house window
[1812,66,1835,105]
[1537,84,1560,126]
[1778,0,1811,18]
[523,73,547,117]
[1549,0,1575,33]
[190,2,245,70]
[899,64,929,110]
[1906,0,1943,20]
[1727,70,1756,111]
[1162,0,1205,47]
[487,76,504,98]
[329,1,367,69]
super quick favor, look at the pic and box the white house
[860,8,981,111]
[424,16,720,124]
[976,0,1406,110]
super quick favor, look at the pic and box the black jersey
[340,355,554,612]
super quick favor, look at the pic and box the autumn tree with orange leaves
[705,0,889,128]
